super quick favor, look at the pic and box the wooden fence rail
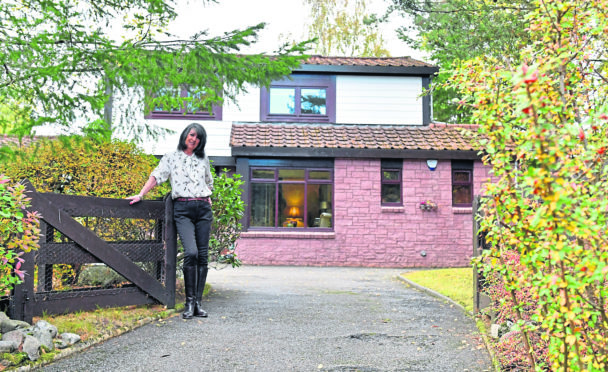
[6,181,177,323]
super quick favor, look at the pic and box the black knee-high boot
[182,266,196,319]
[194,266,208,317]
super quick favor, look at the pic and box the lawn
[401,267,474,313]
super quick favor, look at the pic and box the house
[142,55,492,268]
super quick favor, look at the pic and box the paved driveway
[41,266,492,372]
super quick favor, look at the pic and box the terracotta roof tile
[304,55,436,68]
[230,123,481,152]
[0,135,56,149]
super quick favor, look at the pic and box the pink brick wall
[237,158,493,268]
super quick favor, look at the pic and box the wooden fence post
[473,196,491,314]
[164,194,177,308]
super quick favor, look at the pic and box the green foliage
[0,136,245,269]
[39,303,174,343]
[1,351,27,365]
[0,136,168,288]
[389,0,533,122]
[0,175,41,294]
[481,250,550,368]
[449,0,608,370]
[0,0,310,138]
[0,94,31,134]
[303,0,390,57]
[38,350,60,363]
[209,168,244,268]
[0,136,168,198]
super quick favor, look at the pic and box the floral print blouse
[150,150,213,199]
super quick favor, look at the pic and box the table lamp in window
[320,201,329,213]
[286,206,302,227]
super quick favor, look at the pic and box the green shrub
[0,175,41,294]
[0,135,168,198]
[209,167,244,268]
[1,136,244,270]
[0,136,171,288]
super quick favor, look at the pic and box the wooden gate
[7,181,177,323]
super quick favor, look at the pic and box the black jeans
[174,200,213,268]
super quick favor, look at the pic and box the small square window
[252,169,276,180]
[381,160,402,206]
[309,170,331,180]
[452,161,474,207]
[269,88,296,114]
[382,184,401,204]
[278,169,305,181]
[300,88,327,115]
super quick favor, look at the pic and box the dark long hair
[177,123,207,159]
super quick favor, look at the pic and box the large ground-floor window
[249,162,333,229]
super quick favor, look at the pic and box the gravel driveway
[40,266,492,372]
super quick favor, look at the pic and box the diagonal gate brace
[27,186,170,305]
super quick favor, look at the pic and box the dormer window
[260,74,336,123]
[146,86,222,120]
[269,87,327,115]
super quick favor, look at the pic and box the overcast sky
[168,0,426,60]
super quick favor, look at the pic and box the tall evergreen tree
[0,0,310,139]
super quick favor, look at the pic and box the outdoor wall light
[420,250,427,257]
[426,159,438,171]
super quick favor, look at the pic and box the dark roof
[230,123,481,159]
[303,56,436,68]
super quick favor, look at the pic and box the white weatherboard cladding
[335,75,423,125]
[141,86,258,156]
[141,120,232,157]
[36,78,427,156]
[222,85,260,122]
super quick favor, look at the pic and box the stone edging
[396,275,470,315]
[13,309,180,371]
[395,275,500,372]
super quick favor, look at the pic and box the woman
[127,123,213,319]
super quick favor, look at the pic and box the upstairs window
[452,161,474,207]
[381,159,403,206]
[260,74,336,123]
[146,86,222,120]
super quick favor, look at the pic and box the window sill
[262,115,331,123]
[453,207,473,214]
[381,206,405,213]
[241,231,335,239]
[146,114,219,120]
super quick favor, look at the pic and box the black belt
[175,197,210,202]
